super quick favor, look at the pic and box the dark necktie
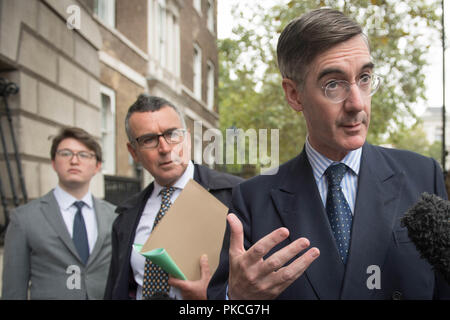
[325,163,353,264]
[72,201,89,265]
[142,187,175,299]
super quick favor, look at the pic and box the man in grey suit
[2,127,116,299]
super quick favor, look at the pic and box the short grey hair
[277,8,368,89]
[125,94,187,143]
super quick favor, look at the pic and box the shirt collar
[53,185,93,210]
[153,160,195,196]
[305,137,362,182]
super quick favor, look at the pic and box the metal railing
[0,77,27,236]
[104,175,141,206]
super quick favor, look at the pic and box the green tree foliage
[219,0,442,170]
[388,121,442,164]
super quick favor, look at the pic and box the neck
[58,182,90,200]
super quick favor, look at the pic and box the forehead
[129,106,183,135]
[57,137,91,151]
[309,35,372,80]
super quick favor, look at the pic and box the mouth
[68,169,81,174]
[159,160,173,167]
[342,122,361,128]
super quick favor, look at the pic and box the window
[207,0,214,33]
[148,0,180,77]
[100,86,116,175]
[193,44,202,100]
[158,2,167,67]
[206,61,215,110]
[194,0,202,14]
[94,0,115,28]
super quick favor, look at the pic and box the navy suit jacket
[208,143,450,300]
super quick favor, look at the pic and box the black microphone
[401,193,450,284]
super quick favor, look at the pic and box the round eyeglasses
[135,128,186,149]
[321,74,382,103]
[56,149,96,161]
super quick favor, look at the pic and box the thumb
[199,254,211,280]
[228,213,245,256]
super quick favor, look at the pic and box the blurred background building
[0,0,218,215]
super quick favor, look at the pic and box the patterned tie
[142,186,175,298]
[325,163,353,264]
[72,201,89,265]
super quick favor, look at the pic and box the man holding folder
[104,95,243,300]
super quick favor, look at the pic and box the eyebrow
[317,62,375,81]
[136,127,179,139]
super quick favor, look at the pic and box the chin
[338,140,365,155]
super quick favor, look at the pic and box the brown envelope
[141,179,229,280]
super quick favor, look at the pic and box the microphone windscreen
[401,193,450,284]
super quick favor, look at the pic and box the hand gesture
[227,213,320,300]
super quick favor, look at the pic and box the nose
[344,83,365,112]
[157,135,172,153]
[70,154,80,164]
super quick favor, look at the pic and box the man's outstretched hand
[227,213,320,300]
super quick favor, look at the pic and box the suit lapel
[87,197,108,266]
[271,151,345,299]
[40,191,81,260]
[341,144,404,299]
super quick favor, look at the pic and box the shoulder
[195,164,244,190]
[237,154,300,189]
[94,197,117,214]
[11,191,53,216]
[366,144,438,168]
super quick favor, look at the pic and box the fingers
[227,213,245,256]
[246,227,290,265]
[199,254,211,280]
[275,247,320,285]
[260,237,310,274]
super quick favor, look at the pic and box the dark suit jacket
[208,143,450,300]
[104,164,243,299]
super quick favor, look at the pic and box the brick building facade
[0,0,219,216]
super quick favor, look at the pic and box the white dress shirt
[304,137,361,214]
[53,185,98,254]
[131,160,195,300]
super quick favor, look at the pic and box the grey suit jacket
[1,190,116,299]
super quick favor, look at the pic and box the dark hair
[277,8,368,88]
[50,127,102,162]
[125,94,186,143]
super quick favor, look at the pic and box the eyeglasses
[56,149,96,161]
[321,74,382,103]
[135,128,186,149]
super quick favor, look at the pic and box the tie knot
[160,187,175,199]
[73,201,85,210]
[325,163,347,187]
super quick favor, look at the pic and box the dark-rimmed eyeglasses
[321,74,382,103]
[135,128,186,149]
[56,149,96,161]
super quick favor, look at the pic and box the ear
[282,78,303,112]
[93,160,102,174]
[127,142,140,163]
